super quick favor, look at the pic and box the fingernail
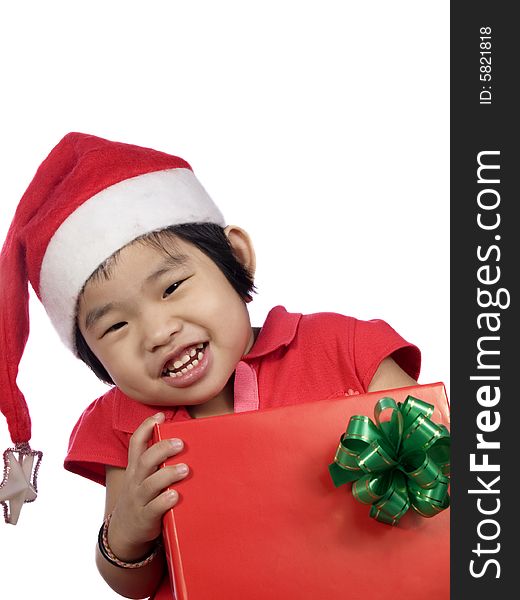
[153,412,165,422]
[167,490,178,501]
[169,438,183,449]
[176,463,189,475]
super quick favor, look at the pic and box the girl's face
[77,231,256,411]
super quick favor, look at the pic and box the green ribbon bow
[328,395,450,525]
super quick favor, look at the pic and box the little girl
[0,132,420,599]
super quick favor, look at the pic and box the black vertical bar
[451,3,517,599]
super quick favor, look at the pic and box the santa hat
[0,132,225,523]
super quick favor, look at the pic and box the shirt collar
[242,305,301,360]
[113,388,190,434]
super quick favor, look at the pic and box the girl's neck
[187,375,235,419]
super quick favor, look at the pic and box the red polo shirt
[65,306,420,485]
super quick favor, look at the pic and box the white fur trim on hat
[39,168,225,351]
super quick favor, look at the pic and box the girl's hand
[107,412,188,561]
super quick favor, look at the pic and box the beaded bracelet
[98,513,161,569]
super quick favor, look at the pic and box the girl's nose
[143,312,182,352]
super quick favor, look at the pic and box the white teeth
[164,343,206,377]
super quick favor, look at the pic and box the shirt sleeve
[64,389,130,486]
[353,318,421,391]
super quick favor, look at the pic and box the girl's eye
[103,322,127,336]
[163,280,183,298]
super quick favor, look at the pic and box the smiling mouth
[161,342,208,378]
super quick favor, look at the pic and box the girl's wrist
[103,513,160,565]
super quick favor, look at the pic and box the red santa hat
[0,132,224,522]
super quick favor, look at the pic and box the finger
[138,463,189,506]
[132,438,185,482]
[145,437,184,466]
[127,412,165,466]
[143,488,181,522]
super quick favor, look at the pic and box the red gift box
[154,383,450,600]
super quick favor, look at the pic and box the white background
[0,2,449,598]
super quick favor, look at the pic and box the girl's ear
[224,225,256,279]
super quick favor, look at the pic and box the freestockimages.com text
[468,150,509,580]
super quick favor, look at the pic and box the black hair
[74,222,256,384]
